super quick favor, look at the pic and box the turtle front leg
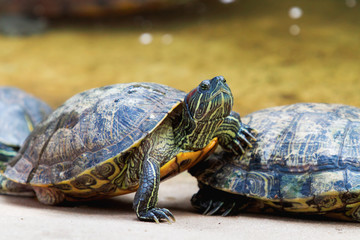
[133,157,175,223]
[215,111,256,154]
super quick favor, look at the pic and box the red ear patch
[186,88,198,103]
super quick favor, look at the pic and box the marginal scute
[96,183,118,194]
[245,171,279,199]
[311,171,345,196]
[340,192,360,204]
[313,194,341,210]
[351,205,360,220]
[280,173,311,199]
[71,174,97,190]
[91,163,116,180]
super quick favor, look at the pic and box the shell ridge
[337,120,353,168]
[26,123,61,183]
[268,112,304,171]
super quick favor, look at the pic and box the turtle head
[185,76,233,122]
[175,76,234,150]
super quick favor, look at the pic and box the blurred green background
[0,0,359,116]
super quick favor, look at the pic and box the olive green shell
[5,83,186,185]
[193,103,360,206]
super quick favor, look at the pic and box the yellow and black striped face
[185,76,233,122]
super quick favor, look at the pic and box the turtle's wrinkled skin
[0,0,194,35]
[2,76,254,223]
[190,103,360,222]
[0,87,52,195]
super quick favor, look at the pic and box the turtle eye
[216,76,226,83]
[200,81,210,91]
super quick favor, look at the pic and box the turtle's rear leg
[33,186,65,205]
[0,173,34,197]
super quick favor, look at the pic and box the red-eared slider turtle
[2,76,254,223]
[0,87,52,163]
[0,87,52,194]
[0,0,195,35]
[190,103,360,222]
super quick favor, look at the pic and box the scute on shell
[5,83,186,185]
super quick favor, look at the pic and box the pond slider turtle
[190,103,360,222]
[2,76,254,223]
[0,87,52,164]
[0,87,52,195]
[0,0,195,35]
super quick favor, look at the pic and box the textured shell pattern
[0,87,52,146]
[195,103,360,201]
[5,83,186,185]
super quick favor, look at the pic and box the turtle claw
[221,202,236,217]
[150,212,160,224]
[216,113,257,155]
[161,208,176,223]
[202,200,213,215]
[207,201,224,216]
[227,142,244,155]
[191,186,249,217]
[242,125,257,141]
[234,139,246,153]
[229,124,257,154]
[224,124,256,155]
[239,124,257,143]
[238,133,253,148]
[138,208,176,224]
[200,198,235,216]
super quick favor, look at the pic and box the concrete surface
[1,173,359,240]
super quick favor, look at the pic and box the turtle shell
[5,83,186,186]
[0,87,52,150]
[192,103,360,210]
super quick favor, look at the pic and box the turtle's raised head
[185,76,233,122]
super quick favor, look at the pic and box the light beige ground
[1,173,360,240]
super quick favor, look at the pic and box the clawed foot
[223,123,257,155]
[202,200,236,216]
[137,208,176,224]
[232,124,257,154]
[191,185,248,216]
[192,194,239,216]
[216,111,257,155]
